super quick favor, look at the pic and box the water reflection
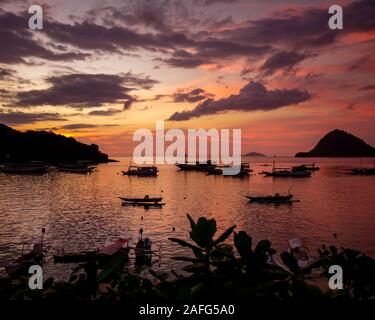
[0,157,374,279]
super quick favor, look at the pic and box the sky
[0,0,374,156]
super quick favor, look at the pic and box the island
[295,129,375,157]
[0,124,110,163]
[243,152,266,157]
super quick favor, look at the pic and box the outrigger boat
[122,162,158,176]
[245,193,293,204]
[349,168,375,175]
[262,161,311,178]
[206,163,252,176]
[53,238,130,266]
[119,195,163,203]
[56,163,94,174]
[288,238,310,268]
[349,160,375,175]
[292,163,320,171]
[5,229,45,277]
[176,160,216,172]
[0,162,48,174]
[134,228,162,266]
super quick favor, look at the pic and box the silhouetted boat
[5,229,45,277]
[349,168,375,175]
[245,193,293,204]
[207,163,252,176]
[119,195,163,203]
[122,165,158,176]
[0,162,48,174]
[56,163,94,173]
[176,160,216,172]
[263,161,311,177]
[292,163,320,171]
[122,201,165,208]
[288,238,310,268]
[53,238,130,265]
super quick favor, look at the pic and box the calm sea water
[0,157,374,279]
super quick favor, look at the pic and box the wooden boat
[288,238,309,268]
[207,163,252,176]
[263,161,311,177]
[53,238,130,265]
[119,195,163,203]
[122,201,165,208]
[56,163,94,173]
[122,165,158,176]
[5,231,45,277]
[176,160,216,172]
[0,162,48,174]
[292,164,320,171]
[349,168,375,175]
[264,170,311,177]
[245,193,293,204]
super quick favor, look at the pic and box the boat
[233,163,252,176]
[288,238,310,268]
[53,238,130,266]
[122,165,158,176]
[176,160,216,172]
[245,193,293,204]
[0,162,48,174]
[122,201,165,208]
[292,163,320,171]
[263,161,311,178]
[119,195,163,203]
[207,163,252,176]
[349,168,375,175]
[134,228,162,266]
[56,163,94,173]
[5,229,45,277]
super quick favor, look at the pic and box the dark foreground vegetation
[0,215,374,302]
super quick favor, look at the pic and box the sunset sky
[0,0,374,156]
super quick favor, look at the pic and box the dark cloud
[0,111,66,125]
[88,108,123,116]
[15,72,158,108]
[161,41,271,68]
[168,81,311,121]
[359,85,375,91]
[60,123,118,130]
[221,0,375,50]
[204,0,237,5]
[259,51,314,76]
[0,11,90,64]
[0,67,15,80]
[173,88,214,103]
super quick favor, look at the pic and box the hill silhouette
[0,124,109,163]
[295,129,375,157]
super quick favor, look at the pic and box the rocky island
[295,129,375,157]
[0,124,110,163]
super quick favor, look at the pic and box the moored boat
[0,162,48,174]
[349,168,375,175]
[5,229,45,277]
[176,160,216,172]
[292,163,320,171]
[56,163,94,173]
[122,165,158,176]
[53,238,130,265]
[245,193,293,204]
[119,195,163,203]
[263,162,311,177]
